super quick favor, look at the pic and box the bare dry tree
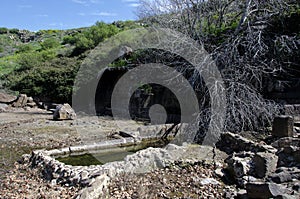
[137,0,299,135]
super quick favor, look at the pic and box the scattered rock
[0,92,17,103]
[53,103,76,120]
[252,152,278,178]
[215,168,224,178]
[0,103,9,112]
[27,97,34,103]
[269,167,300,183]
[225,151,254,180]
[236,189,247,199]
[76,174,110,199]
[200,177,220,185]
[246,182,291,199]
[26,102,37,108]
[12,94,28,108]
[272,116,294,138]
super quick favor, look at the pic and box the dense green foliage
[0,21,142,103]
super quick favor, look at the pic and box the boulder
[0,92,17,103]
[26,102,37,108]
[12,94,28,108]
[272,116,294,138]
[269,167,300,183]
[252,152,278,178]
[0,103,8,112]
[76,174,110,199]
[53,103,76,120]
[225,151,254,180]
[246,182,290,199]
[27,97,34,103]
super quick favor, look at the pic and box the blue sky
[0,0,140,31]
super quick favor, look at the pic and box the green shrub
[0,27,8,34]
[40,38,60,50]
[5,57,80,103]
[16,44,34,53]
[8,28,19,34]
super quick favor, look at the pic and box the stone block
[252,152,278,178]
[272,116,294,138]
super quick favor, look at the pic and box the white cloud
[129,3,141,7]
[122,0,140,7]
[122,0,138,2]
[71,0,87,4]
[36,14,48,17]
[91,12,117,17]
[18,5,33,8]
[71,0,101,6]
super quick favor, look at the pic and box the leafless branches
[137,0,299,133]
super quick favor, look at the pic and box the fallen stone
[26,102,37,108]
[236,189,247,199]
[12,94,28,107]
[269,167,300,183]
[217,132,276,154]
[275,194,299,199]
[0,92,17,103]
[214,168,224,178]
[252,152,278,178]
[200,178,220,185]
[225,151,254,179]
[271,137,300,149]
[76,174,110,199]
[0,103,8,112]
[246,182,290,199]
[27,96,34,103]
[53,103,76,120]
[237,175,260,188]
[272,116,294,138]
[270,170,292,183]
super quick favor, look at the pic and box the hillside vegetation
[0,21,141,103]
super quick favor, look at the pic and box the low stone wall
[22,136,217,199]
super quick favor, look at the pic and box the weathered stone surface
[252,152,278,178]
[271,137,300,149]
[0,103,8,112]
[0,92,17,103]
[272,138,300,167]
[217,132,277,154]
[225,151,254,179]
[76,174,110,199]
[26,102,37,108]
[269,167,300,183]
[246,182,290,199]
[53,103,76,120]
[272,116,294,138]
[199,178,220,185]
[12,94,28,107]
[27,96,34,103]
[236,189,247,199]
[271,171,293,183]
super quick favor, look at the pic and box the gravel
[109,162,227,199]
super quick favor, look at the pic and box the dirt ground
[0,107,145,198]
[0,108,232,199]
